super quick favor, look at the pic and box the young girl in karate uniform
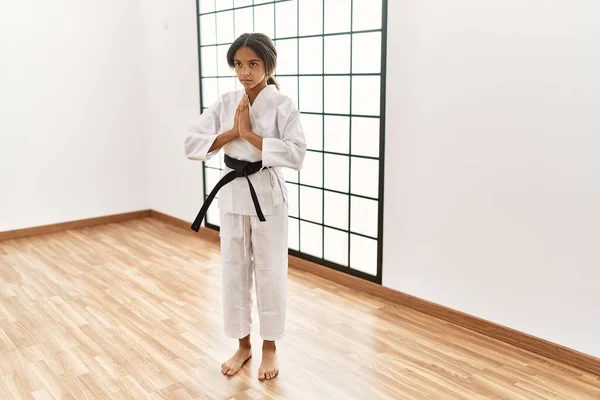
[184,33,306,380]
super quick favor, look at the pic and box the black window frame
[195,0,388,285]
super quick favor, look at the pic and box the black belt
[191,154,266,232]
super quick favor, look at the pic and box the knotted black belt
[191,154,266,232]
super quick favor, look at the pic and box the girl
[184,33,306,381]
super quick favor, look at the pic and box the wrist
[241,128,252,138]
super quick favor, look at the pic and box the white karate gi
[184,84,306,340]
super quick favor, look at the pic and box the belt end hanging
[258,214,266,222]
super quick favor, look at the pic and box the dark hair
[227,33,280,90]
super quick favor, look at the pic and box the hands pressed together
[205,94,261,154]
[235,94,252,139]
[233,94,263,150]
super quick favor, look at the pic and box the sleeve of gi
[184,99,222,161]
[261,99,307,170]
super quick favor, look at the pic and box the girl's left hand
[238,95,252,138]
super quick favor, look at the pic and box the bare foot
[258,341,279,380]
[221,346,252,376]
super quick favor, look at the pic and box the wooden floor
[0,218,599,399]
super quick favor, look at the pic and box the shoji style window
[196,0,387,284]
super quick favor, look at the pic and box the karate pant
[219,203,288,341]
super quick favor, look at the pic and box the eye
[250,62,257,67]
[235,62,242,68]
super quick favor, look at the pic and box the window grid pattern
[196,0,387,284]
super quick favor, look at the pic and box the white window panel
[201,46,218,77]
[324,191,348,230]
[275,39,298,75]
[300,186,323,224]
[216,11,235,43]
[299,76,323,113]
[350,235,377,275]
[353,0,382,31]
[254,4,274,38]
[324,0,351,34]
[199,0,215,14]
[350,196,378,238]
[299,0,323,36]
[277,76,298,108]
[324,154,349,193]
[324,76,350,115]
[200,14,217,46]
[235,0,253,7]
[324,228,348,266]
[301,114,323,151]
[217,45,231,76]
[352,76,380,116]
[350,157,379,198]
[352,32,381,74]
[275,0,297,39]
[351,117,380,158]
[215,0,234,12]
[300,221,322,258]
[234,8,254,38]
[299,152,323,188]
[324,34,350,74]
[299,37,323,75]
[324,116,350,154]
[284,167,298,183]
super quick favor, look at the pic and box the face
[233,46,267,90]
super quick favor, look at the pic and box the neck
[245,80,268,105]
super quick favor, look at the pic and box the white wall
[140,0,205,224]
[383,1,600,358]
[0,0,147,231]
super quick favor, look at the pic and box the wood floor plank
[0,217,598,399]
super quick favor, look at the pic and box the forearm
[208,130,238,152]
[242,131,263,151]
